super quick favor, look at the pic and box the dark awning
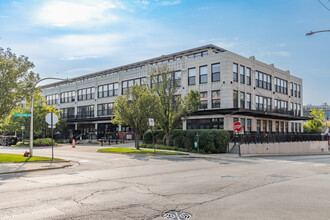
[190,108,310,121]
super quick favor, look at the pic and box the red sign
[233,122,242,132]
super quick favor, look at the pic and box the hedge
[143,130,165,144]
[33,138,57,146]
[143,129,230,154]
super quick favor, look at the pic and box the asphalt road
[1,144,330,220]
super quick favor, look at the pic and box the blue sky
[0,0,329,105]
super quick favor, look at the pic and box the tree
[150,66,200,146]
[0,47,38,120]
[303,108,326,133]
[112,84,158,149]
[0,92,62,139]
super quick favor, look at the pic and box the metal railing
[230,133,328,145]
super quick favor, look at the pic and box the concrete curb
[0,161,74,175]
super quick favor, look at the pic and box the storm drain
[163,211,192,220]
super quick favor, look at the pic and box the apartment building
[42,44,306,139]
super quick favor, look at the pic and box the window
[246,68,251,85]
[257,120,261,133]
[281,122,284,133]
[291,122,294,133]
[174,71,181,87]
[200,92,208,109]
[199,66,207,84]
[275,78,288,94]
[60,91,75,103]
[212,91,220,108]
[60,107,75,119]
[240,118,245,132]
[97,103,113,116]
[256,95,271,111]
[233,90,238,108]
[286,122,289,133]
[263,120,267,133]
[297,104,301,116]
[247,119,252,132]
[46,94,58,105]
[240,65,245,84]
[298,84,301,98]
[240,92,245,108]
[255,71,271,90]
[246,93,251,109]
[212,63,220,82]
[77,87,95,101]
[186,51,208,59]
[294,83,297,97]
[234,117,239,123]
[188,68,196,85]
[276,121,279,133]
[233,63,238,82]
[122,78,144,94]
[269,121,273,133]
[290,83,293,96]
[77,105,94,118]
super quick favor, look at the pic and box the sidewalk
[0,161,73,175]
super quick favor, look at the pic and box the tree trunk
[165,133,170,146]
[135,133,140,149]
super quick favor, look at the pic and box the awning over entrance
[190,108,310,121]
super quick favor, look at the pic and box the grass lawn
[98,147,187,155]
[0,153,63,163]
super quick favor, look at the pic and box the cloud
[158,0,181,6]
[33,0,124,28]
[59,56,100,61]
[135,0,181,8]
[48,34,128,59]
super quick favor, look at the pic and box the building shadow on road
[126,154,257,165]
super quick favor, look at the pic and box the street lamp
[29,77,71,157]
[306,30,330,36]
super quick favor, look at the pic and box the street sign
[21,126,25,130]
[15,113,30,117]
[45,113,59,125]
[149,118,154,126]
[233,121,242,132]
[48,125,56,129]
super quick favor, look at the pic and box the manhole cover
[163,211,192,220]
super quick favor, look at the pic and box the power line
[316,0,330,12]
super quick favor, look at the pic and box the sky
[0,0,329,105]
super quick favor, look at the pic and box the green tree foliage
[303,108,326,133]
[150,66,200,146]
[112,84,158,149]
[0,47,38,120]
[0,92,62,138]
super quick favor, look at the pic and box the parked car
[4,136,18,146]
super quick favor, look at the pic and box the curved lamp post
[29,77,71,157]
[306,30,330,36]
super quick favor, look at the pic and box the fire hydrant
[23,151,30,157]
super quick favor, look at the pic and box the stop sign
[233,121,242,132]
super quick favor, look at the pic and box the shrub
[167,129,230,154]
[33,138,57,146]
[143,130,165,144]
